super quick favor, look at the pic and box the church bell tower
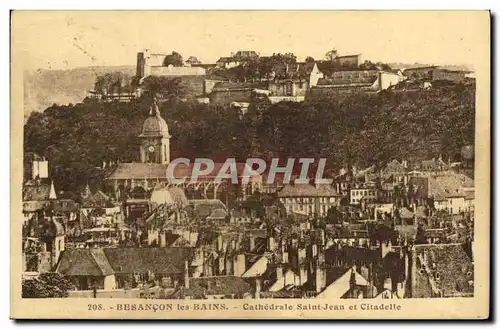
[139,99,170,164]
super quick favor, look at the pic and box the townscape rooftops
[167,186,189,207]
[57,247,195,277]
[429,175,471,200]
[414,243,473,297]
[271,62,316,79]
[402,65,439,73]
[421,157,449,171]
[103,247,194,275]
[316,73,378,88]
[317,268,370,298]
[277,183,338,198]
[82,190,115,208]
[52,199,79,213]
[107,162,260,181]
[23,184,52,201]
[383,159,407,175]
[325,246,380,264]
[399,207,414,219]
[23,200,47,213]
[56,249,114,277]
[106,163,169,180]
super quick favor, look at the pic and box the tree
[22,273,74,298]
[359,60,378,70]
[305,56,315,63]
[326,206,342,225]
[325,49,338,61]
[141,76,185,101]
[94,72,132,94]
[163,51,184,67]
[185,56,201,65]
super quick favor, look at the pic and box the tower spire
[149,96,161,116]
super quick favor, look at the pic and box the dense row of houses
[21,93,475,299]
[21,152,475,299]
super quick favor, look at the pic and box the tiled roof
[317,268,371,298]
[316,76,377,87]
[167,187,189,207]
[184,276,252,297]
[430,175,470,199]
[465,190,475,200]
[103,247,194,274]
[107,162,260,181]
[190,199,227,219]
[212,81,267,91]
[52,199,79,213]
[325,246,380,264]
[399,207,414,219]
[425,228,447,239]
[414,243,473,297]
[82,190,114,208]
[207,208,228,220]
[421,158,448,171]
[383,159,406,175]
[277,183,338,197]
[23,184,51,201]
[23,200,47,213]
[56,249,114,276]
[271,62,316,79]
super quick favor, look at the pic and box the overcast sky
[12,11,488,71]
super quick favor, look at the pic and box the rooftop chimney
[255,278,261,299]
[184,259,190,289]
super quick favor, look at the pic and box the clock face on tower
[148,145,155,153]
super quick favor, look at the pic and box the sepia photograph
[10,10,490,319]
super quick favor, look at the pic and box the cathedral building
[105,101,261,213]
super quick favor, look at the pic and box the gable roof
[52,199,79,213]
[23,184,52,201]
[56,249,114,276]
[316,268,369,298]
[429,175,468,199]
[271,62,316,80]
[103,247,194,274]
[383,159,406,175]
[23,200,47,213]
[414,243,473,297]
[56,247,194,276]
[82,190,114,208]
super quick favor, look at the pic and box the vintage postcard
[11,10,490,319]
